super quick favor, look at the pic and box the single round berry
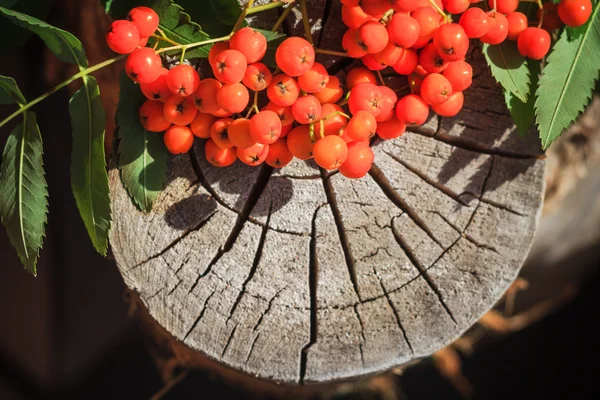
[487,0,519,14]
[342,29,368,59]
[314,76,344,104]
[125,47,162,83]
[266,139,294,168]
[286,125,314,160]
[387,13,421,48]
[459,7,491,38]
[419,43,449,74]
[243,63,273,91]
[392,49,419,75]
[362,0,392,17]
[346,67,377,90]
[106,20,140,54]
[163,96,198,126]
[230,27,267,63]
[358,21,389,54]
[210,118,235,149]
[481,12,509,45]
[267,74,300,107]
[348,82,382,118]
[228,118,256,149]
[139,100,171,132]
[212,49,248,84]
[361,54,386,71]
[433,23,469,62]
[166,65,200,97]
[190,112,216,139]
[443,60,473,92]
[506,12,529,41]
[320,103,348,136]
[341,4,376,29]
[164,125,194,154]
[443,0,470,14]
[339,142,374,179]
[211,108,234,118]
[411,6,442,43]
[140,68,171,102]
[313,136,348,170]
[205,139,237,167]
[374,42,404,66]
[432,91,464,117]
[127,6,159,38]
[250,110,283,145]
[208,41,230,66]
[280,123,293,138]
[517,27,551,60]
[292,95,322,124]
[420,73,453,105]
[377,117,406,140]
[395,94,429,125]
[298,63,330,94]
[558,0,593,27]
[193,78,222,114]
[216,83,250,114]
[376,86,398,123]
[275,37,315,77]
[237,142,269,166]
[347,110,377,141]
[263,102,295,126]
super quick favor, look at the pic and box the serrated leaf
[0,111,48,276]
[0,5,87,67]
[483,42,530,103]
[535,6,600,149]
[116,72,168,212]
[149,0,212,59]
[69,76,111,256]
[177,0,241,37]
[0,75,26,105]
[505,61,540,136]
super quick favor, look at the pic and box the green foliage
[0,75,26,105]
[116,73,169,212]
[0,0,55,51]
[0,5,87,67]
[483,42,530,103]
[0,112,48,276]
[177,0,241,37]
[258,29,286,67]
[535,5,600,149]
[69,76,112,256]
[505,61,540,137]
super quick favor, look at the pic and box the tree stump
[109,1,546,385]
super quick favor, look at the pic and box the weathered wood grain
[109,0,545,385]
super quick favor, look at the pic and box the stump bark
[109,0,546,385]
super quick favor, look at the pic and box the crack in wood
[183,289,217,341]
[353,304,366,368]
[245,332,260,365]
[480,198,525,216]
[430,211,499,254]
[221,324,238,359]
[369,163,444,247]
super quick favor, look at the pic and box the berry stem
[536,0,544,28]
[271,2,296,32]
[245,91,259,118]
[319,119,325,139]
[299,0,314,45]
[314,48,349,58]
[322,110,351,120]
[428,0,450,23]
[232,0,256,33]
[154,28,179,46]
[157,35,233,54]
[376,70,386,86]
[308,122,316,142]
[246,1,288,15]
[0,55,126,131]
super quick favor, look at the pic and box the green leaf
[0,5,87,67]
[505,61,540,136]
[535,6,600,149]
[116,72,169,212]
[0,111,48,275]
[149,0,212,59]
[0,0,56,52]
[0,75,26,105]
[177,0,241,37]
[483,41,530,103]
[69,76,111,256]
[256,29,286,67]
[106,0,147,19]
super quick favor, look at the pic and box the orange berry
[267,74,300,107]
[339,142,374,179]
[163,96,198,126]
[139,100,171,132]
[313,135,348,170]
[193,78,222,114]
[298,62,330,93]
[190,112,216,139]
[242,63,273,91]
[205,139,237,167]
[346,110,377,141]
[275,37,315,77]
[237,142,269,166]
[216,83,250,113]
[228,118,256,149]
[313,76,344,104]
[250,110,283,145]
[210,118,235,149]
[266,138,294,168]
[286,125,314,160]
[346,67,377,90]
[164,125,194,154]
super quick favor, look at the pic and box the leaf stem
[314,48,349,58]
[271,1,296,32]
[0,55,125,131]
[299,0,313,44]
[246,1,287,15]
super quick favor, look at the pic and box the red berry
[267,74,300,107]
[163,96,198,126]
[341,4,376,29]
[237,142,269,166]
[140,68,171,102]
[298,62,330,93]
[377,117,406,140]
[443,60,473,92]
[362,0,392,17]
[320,104,348,136]
[230,27,267,63]
[313,136,348,170]
[266,139,294,168]
[433,23,469,62]
[193,78,222,114]
[228,118,256,149]
[432,91,464,117]
[210,118,235,149]
[164,125,194,154]
[339,142,374,179]
[348,82,382,118]
[216,83,249,114]
[292,95,322,124]
[346,67,377,90]
[393,49,419,75]
[558,0,593,27]
[420,73,453,105]
[275,37,315,77]
[106,20,140,54]
[212,49,248,84]
[342,29,368,58]
[538,3,563,30]
[125,47,162,83]
[411,7,442,43]
[127,6,159,38]
[506,12,529,41]
[376,86,398,123]
[139,100,171,132]
[250,110,283,145]
[243,63,273,91]
[263,102,295,127]
[358,21,389,54]
[166,65,200,97]
[361,54,387,71]
[205,139,237,167]
[208,41,230,66]
[443,0,470,14]
[190,112,216,139]
[346,110,377,141]
[419,43,449,74]
[481,12,509,45]
[395,94,429,125]
[286,125,314,160]
[487,0,519,14]
[459,8,491,38]
[374,42,404,66]
[517,27,551,60]
[314,76,343,104]
[388,14,421,48]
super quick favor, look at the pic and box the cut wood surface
[109,0,546,385]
